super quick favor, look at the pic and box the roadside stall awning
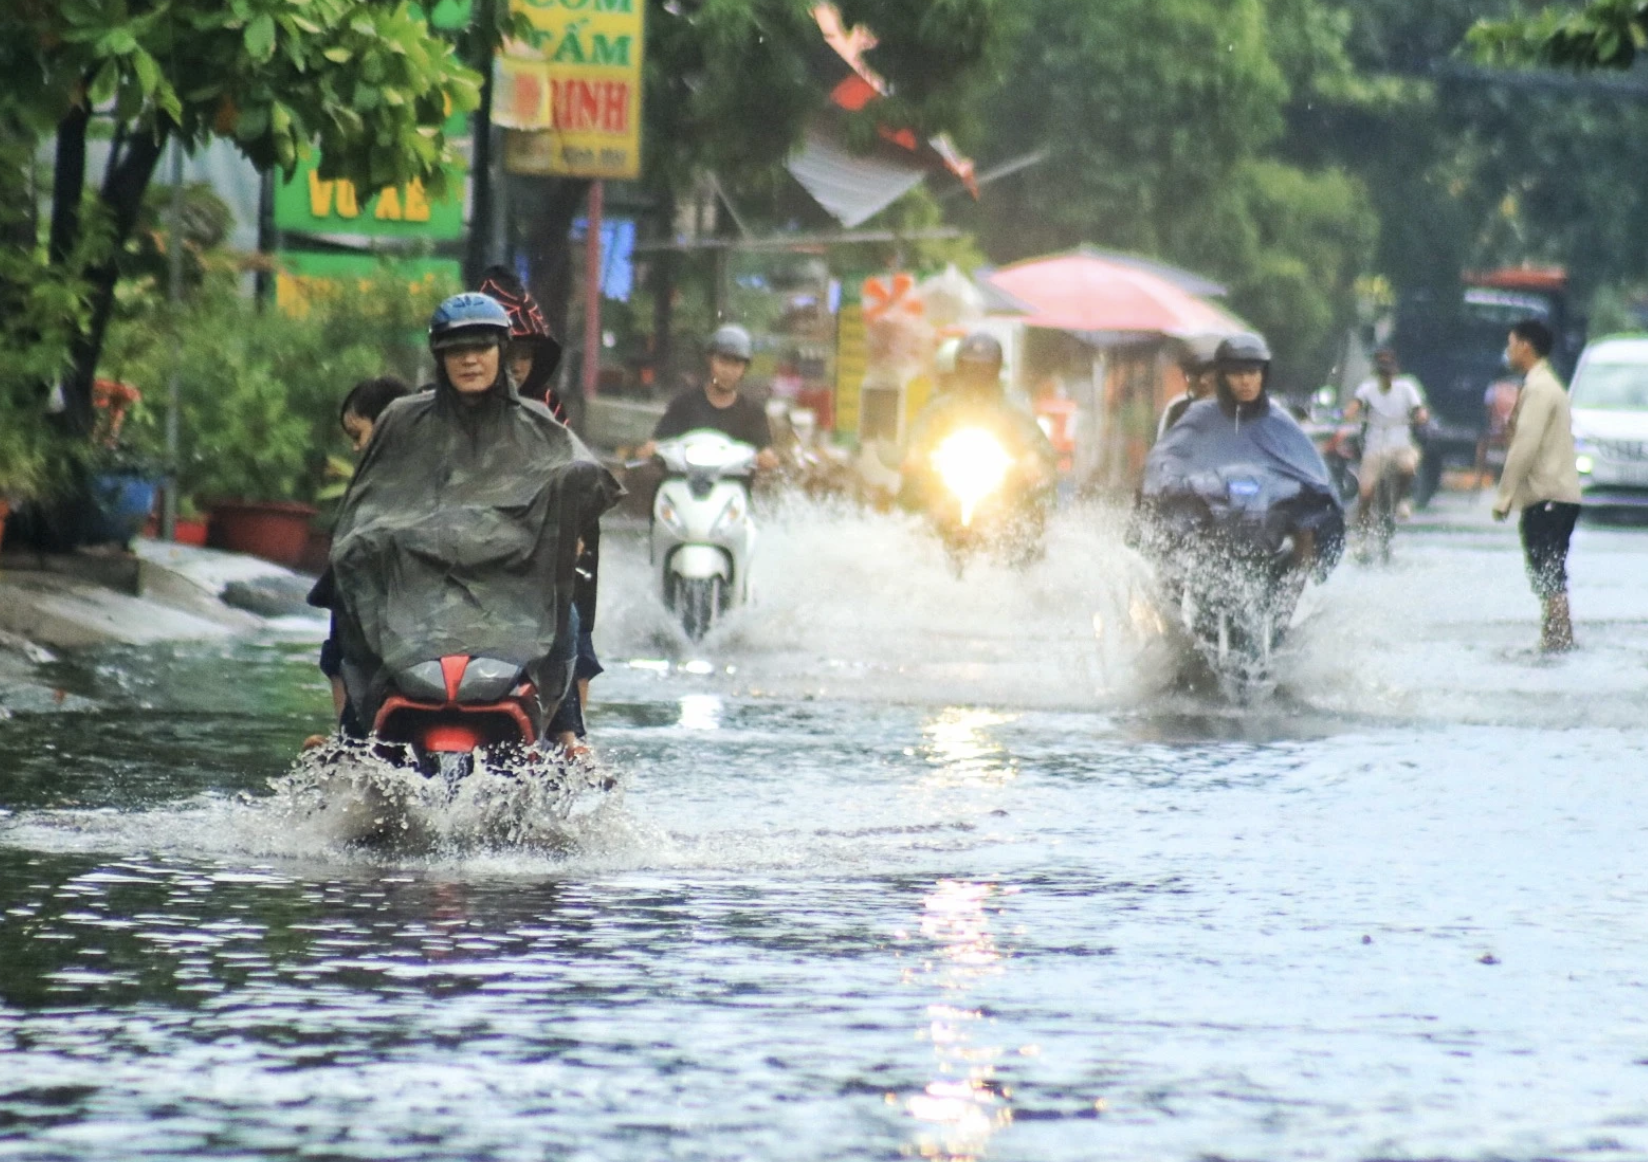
[785,5,978,227]
[984,251,1250,346]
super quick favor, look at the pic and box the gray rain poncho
[1135,389,1345,569]
[320,365,621,729]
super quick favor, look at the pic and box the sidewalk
[0,538,320,711]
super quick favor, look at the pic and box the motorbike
[920,427,1047,573]
[1141,463,1338,697]
[650,429,758,640]
[366,652,558,780]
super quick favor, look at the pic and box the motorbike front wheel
[678,576,723,641]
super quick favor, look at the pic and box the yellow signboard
[496,0,644,179]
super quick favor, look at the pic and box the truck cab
[1390,268,1582,505]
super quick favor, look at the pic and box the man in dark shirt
[640,324,779,468]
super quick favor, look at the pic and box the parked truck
[1389,267,1582,506]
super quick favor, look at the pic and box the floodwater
[3,493,1647,1161]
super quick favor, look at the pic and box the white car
[1570,335,1648,510]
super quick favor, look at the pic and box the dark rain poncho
[319,369,621,728]
[1136,391,1344,567]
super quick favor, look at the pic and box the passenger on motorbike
[1157,334,1223,440]
[638,325,779,470]
[476,266,605,729]
[311,293,621,757]
[898,332,1057,515]
[1344,347,1429,536]
[1137,333,1344,578]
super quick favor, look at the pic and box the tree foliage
[968,0,1376,390]
[1,0,507,445]
[1469,0,1648,70]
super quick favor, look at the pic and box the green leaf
[88,60,120,106]
[322,45,352,63]
[98,28,140,55]
[131,49,160,95]
[244,13,276,62]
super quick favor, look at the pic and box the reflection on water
[903,879,1011,1161]
[920,708,1018,789]
[3,499,1648,1159]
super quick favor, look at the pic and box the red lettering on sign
[549,79,631,133]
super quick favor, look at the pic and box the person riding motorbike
[1133,333,1344,619]
[1157,333,1223,440]
[898,332,1058,518]
[475,266,605,726]
[1344,347,1429,549]
[638,325,780,470]
[309,292,621,758]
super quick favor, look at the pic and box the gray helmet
[955,332,1004,370]
[706,324,753,363]
[1215,332,1271,368]
[1178,333,1224,373]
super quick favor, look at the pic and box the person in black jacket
[638,324,780,469]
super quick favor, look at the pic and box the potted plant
[0,407,48,556]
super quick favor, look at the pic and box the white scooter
[650,429,758,640]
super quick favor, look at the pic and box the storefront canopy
[985,252,1250,345]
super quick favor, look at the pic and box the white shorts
[1360,446,1419,490]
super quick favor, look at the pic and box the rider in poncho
[316,293,623,736]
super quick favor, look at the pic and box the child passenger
[304,376,410,748]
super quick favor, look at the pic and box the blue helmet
[429,292,511,351]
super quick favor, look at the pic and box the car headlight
[710,490,747,537]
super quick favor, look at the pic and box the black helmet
[1215,332,1271,368]
[706,323,754,363]
[429,292,511,352]
[955,332,1004,370]
[1178,333,1224,373]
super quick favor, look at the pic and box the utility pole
[581,181,604,401]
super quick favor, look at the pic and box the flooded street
[3,493,1648,1161]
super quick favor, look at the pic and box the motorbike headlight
[657,493,687,535]
[1575,453,1595,476]
[931,429,1013,527]
[710,490,747,537]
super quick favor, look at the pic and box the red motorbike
[370,654,551,779]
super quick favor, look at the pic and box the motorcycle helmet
[1178,333,1224,373]
[706,323,754,363]
[955,332,1004,372]
[1214,332,1271,369]
[428,292,511,352]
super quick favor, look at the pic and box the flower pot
[206,500,319,568]
[142,515,211,546]
[88,472,161,547]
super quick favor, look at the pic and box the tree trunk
[49,105,89,268]
[61,127,169,436]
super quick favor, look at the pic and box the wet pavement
[2,492,1646,1161]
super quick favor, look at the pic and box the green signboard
[274,145,468,240]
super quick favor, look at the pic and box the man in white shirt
[1345,347,1429,532]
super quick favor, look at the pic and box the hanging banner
[495,0,644,179]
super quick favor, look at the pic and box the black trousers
[1519,501,1580,598]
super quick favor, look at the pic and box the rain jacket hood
[323,361,621,728]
